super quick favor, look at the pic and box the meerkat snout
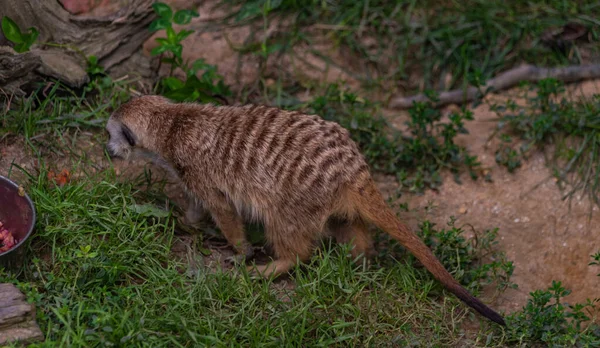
[105,118,137,160]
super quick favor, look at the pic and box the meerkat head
[105,95,171,161]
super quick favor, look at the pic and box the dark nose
[105,145,117,158]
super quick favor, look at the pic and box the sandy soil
[380,81,600,314]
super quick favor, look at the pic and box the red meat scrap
[0,221,18,252]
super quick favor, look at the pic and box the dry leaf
[47,169,71,187]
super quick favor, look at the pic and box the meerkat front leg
[203,191,254,265]
[181,195,205,227]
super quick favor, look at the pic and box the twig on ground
[389,64,600,109]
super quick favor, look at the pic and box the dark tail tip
[456,289,506,326]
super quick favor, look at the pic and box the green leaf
[177,29,194,42]
[183,74,211,90]
[152,2,173,19]
[13,42,29,53]
[150,45,169,56]
[2,16,23,44]
[163,86,197,102]
[166,27,177,44]
[87,55,98,65]
[154,37,169,45]
[161,77,184,91]
[172,43,183,58]
[160,57,177,65]
[128,204,170,218]
[173,9,199,25]
[23,27,39,47]
[199,247,212,256]
[234,3,262,22]
[149,18,170,32]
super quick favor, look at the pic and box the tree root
[389,64,600,109]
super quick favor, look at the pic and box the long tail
[350,180,506,326]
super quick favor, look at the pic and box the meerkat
[105,95,506,326]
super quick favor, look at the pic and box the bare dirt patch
[386,80,600,314]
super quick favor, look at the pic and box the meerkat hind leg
[329,218,374,261]
[248,221,315,278]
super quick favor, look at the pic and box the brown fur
[105,95,506,326]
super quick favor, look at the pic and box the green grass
[217,0,600,94]
[4,142,590,346]
[1,159,508,347]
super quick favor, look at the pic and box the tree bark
[0,0,158,95]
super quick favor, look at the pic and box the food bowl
[0,175,36,270]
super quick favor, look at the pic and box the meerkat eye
[121,125,136,146]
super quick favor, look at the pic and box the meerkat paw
[225,254,248,266]
[177,215,203,229]
[246,259,294,279]
[225,244,255,266]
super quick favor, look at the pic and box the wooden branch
[0,283,44,345]
[389,64,600,109]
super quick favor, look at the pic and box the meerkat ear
[121,124,136,146]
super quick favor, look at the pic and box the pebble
[458,206,467,214]
[514,218,520,223]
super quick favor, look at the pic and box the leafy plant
[490,78,600,206]
[590,251,600,277]
[149,2,230,103]
[1,16,39,53]
[504,281,600,347]
[86,55,105,77]
[417,218,516,295]
[300,84,481,192]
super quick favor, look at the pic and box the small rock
[522,217,530,223]
[514,218,520,223]
[458,206,467,214]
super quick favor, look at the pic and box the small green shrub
[418,218,515,295]
[490,78,600,205]
[504,281,600,347]
[590,251,600,277]
[149,2,230,103]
